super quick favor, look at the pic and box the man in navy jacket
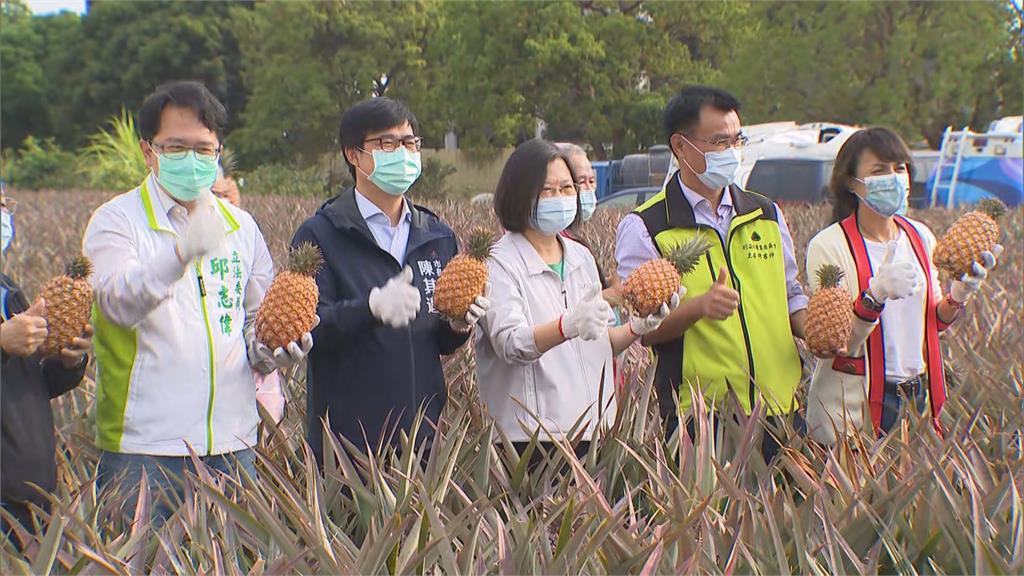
[293,98,490,461]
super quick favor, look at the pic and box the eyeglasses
[680,132,749,151]
[540,183,578,197]
[149,141,221,161]
[362,136,423,153]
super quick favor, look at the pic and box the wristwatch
[860,290,885,313]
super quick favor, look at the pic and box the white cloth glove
[249,316,318,374]
[867,241,923,303]
[368,267,421,328]
[561,284,611,341]
[629,286,685,336]
[950,244,1002,304]
[450,282,491,332]
[176,193,226,263]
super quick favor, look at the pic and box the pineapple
[933,198,1006,278]
[805,264,853,357]
[434,227,494,320]
[622,236,713,317]
[256,242,323,350]
[40,256,94,357]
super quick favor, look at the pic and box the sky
[25,0,86,15]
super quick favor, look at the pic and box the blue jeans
[879,375,929,434]
[98,448,256,526]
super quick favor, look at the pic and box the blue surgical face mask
[1,211,13,253]
[856,172,910,218]
[362,148,422,196]
[681,136,743,190]
[531,195,578,235]
[579,188,597,221]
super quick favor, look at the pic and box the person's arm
[42,356,87,399]
[84,205,188,328]
[614,214,661,283]
[483,260,584,364]
[292,223,377,347]
[776,206,809,338]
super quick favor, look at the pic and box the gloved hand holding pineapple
[250,242,321,374]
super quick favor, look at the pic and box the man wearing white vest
[83,81,312,517]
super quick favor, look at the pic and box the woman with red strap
[804,127,1002,445]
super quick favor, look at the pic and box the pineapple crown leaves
[463,226,497,261]
[814,263,846,290]
[287,242,324,277]
[667,236,714,275]
[65,255,93,280]
[975,198,1007,220]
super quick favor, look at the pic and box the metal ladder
[930,127,970,208]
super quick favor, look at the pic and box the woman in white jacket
[804,127,1002,445]
[475,139,680,465]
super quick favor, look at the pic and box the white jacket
[474,232,616,442]
[804,217,941,445]
[83,175,274,456]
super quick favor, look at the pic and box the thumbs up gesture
[700,267,740,321]
[867,241,923,303]
[0,298,49,357]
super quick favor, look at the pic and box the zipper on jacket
[560,265,597,427]
[709,226,758,408]
[195,262,217,456]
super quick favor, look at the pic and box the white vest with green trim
[86,177,266,456]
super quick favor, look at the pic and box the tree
[60,1,244,147]
[721,1,1021,147]
[230,0,439,166]
[1,0,54,148]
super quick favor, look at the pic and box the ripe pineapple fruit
[40,256,94,357]
[256,242,322,350]
[933,198,1006,278]
[434,227,494,320]
[622,236,713,317]
[805,264,853,357]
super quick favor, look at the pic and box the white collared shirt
[354,188,412,266]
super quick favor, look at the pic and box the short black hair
[493,139,580,233]
[662,85,741,142]
[138,81,227,141]
[339,97,419,178]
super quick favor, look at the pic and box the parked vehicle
[926,119,1023,207]
[745,157,835,204]
[596,186,661,211]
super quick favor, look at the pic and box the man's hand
[0,299,48,357]
[176,193,226,263]
[699,267,740,320]
[450,283,491,333]
[59,324,93,368]
[251,316,318,374]
[369,267,421,328]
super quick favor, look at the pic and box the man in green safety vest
[615,86,808,462]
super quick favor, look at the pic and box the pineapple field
[2,189,1022,574]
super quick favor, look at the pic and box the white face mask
[680,136,742,190]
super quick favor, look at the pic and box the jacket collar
[139,174,240,235]
[508,232,586,278]
[322,188,449,257]
[665,170,761,229]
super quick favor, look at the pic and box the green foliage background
[1,0,1021,183]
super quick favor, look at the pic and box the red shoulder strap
[894,217,946,433]
[839,215,887,433]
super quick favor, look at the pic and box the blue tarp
[926,156,1024,207]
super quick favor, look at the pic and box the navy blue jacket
[1,274,86,506]
[292,189,469,459]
